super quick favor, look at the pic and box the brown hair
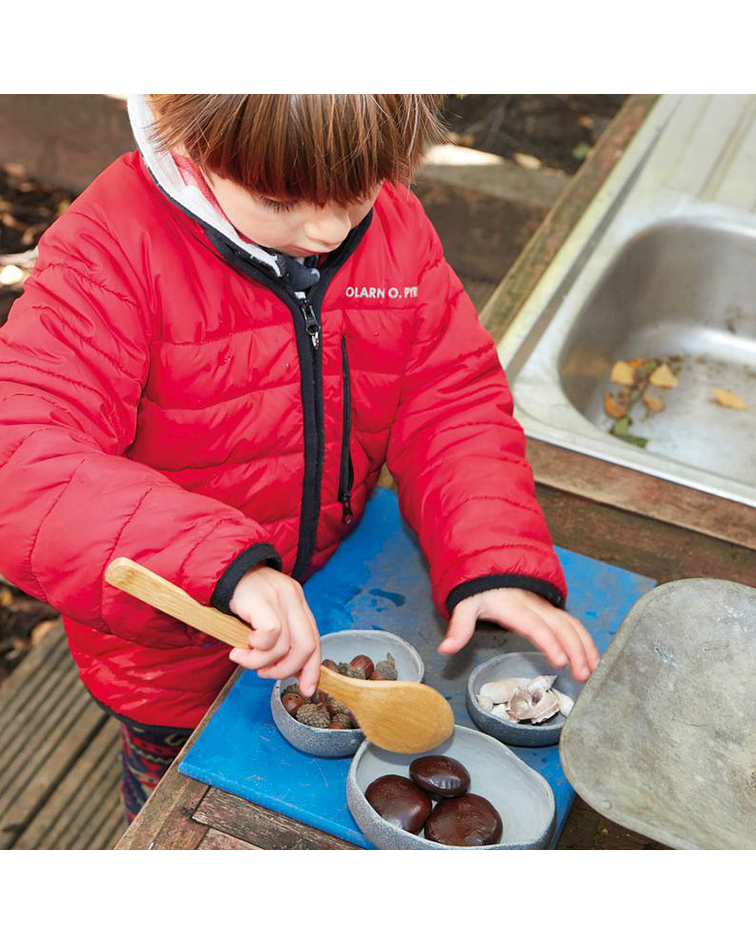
[147,94,447,206]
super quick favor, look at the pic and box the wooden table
[118,95,755,850]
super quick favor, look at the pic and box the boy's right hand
[227,565,321,697]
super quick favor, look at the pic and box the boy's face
[205,171,380,257]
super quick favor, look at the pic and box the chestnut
[409,755,471,798]
[365,775,432,834]
[310,688,329,708]
[321,658,339,673]
[350,654,374,678]
[424,794,503,847]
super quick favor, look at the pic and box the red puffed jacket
[0,105,566,730]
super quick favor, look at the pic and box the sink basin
[501,95,756,508]
[560,219,756,485]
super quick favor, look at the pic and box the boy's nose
[302,205,351,250]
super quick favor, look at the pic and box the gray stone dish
[466,651,583,747]
[347,724,556,849]
[271,629,424,758]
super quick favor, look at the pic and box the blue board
[180,487,656,848]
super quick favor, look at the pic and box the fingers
[438,584,602,690]
[224,573,320,695]
[257,609,320,689]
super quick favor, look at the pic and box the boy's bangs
[148,95,447,206]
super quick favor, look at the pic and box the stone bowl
[347,724,556,849]
[466,651,584,747]
[271,629,424,758]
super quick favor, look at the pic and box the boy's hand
[227,565,321,696]
[439,587,600,683]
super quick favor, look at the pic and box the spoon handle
[105,557,252,648]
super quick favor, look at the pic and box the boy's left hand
[439,588,600,683]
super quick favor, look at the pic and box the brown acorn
[371,653,398,681]
[328,713,354,730]
[326,696,351,718]
[321,659,339,672]
[295,703,331,729]
[281,691,304,716]
[310,688,329,708]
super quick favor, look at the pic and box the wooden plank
[0,694,109,849]
[536,483,756,588]
[199,827,259,850]
[528,439,756,554]
[193,790,361,850]
[480,95,659,344]
[0,626,70,734]
[556,795,667,850]
[14,717,121,849]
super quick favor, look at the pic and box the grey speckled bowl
[347,725,556,849]
[271,629,424,758]
[467,651,584,747]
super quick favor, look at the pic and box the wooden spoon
[105,557,455,754]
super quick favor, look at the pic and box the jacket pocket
[339,335,354,524]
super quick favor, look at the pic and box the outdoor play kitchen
[3,94,756,850]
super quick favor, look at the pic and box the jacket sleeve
[385,204,567,620]
[0,210,280,646]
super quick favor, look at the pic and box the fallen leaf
[604,392,627,419]
[649,363,678,389]
[610,360,635,385]
[642,392,665,413]
[711,388,747,410]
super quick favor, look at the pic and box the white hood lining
[126,94,282,277]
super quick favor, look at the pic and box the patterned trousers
[119,720,191,823]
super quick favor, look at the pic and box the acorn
[371,653,398,681]
[295,703,331,728]
[326,696,351,717]
[321,659,339,672]
[338,662,366,680]
[281,691,304,717]
[350,654,374,678]
[282,683,307,701]
[329,713,354,730]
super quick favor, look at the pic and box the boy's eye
[260,196,297,214]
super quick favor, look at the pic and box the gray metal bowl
[467,651,583,747]
[271,629,424,758]
[347,724,556,849]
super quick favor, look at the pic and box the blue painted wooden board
[180,487,656,848]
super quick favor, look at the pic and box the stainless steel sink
[499,95,756,507]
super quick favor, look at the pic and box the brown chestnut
[321,659,339,672]
[365,775,432,834]
[424,794,503,847]
[350,654,374,678]
[409,755,471,798]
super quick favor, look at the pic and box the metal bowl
[466,651,583,747]
[347,724,556,849]
[271,629,424,758]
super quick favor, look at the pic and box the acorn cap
[329,713,354,730]
[338,662,366,679]
[295,703,331,729]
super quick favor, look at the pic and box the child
[0,95,599,819]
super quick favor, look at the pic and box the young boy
[0,95,598,819]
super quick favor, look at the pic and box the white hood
[126,94,283,277]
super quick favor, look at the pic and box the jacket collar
[127,94,285,279]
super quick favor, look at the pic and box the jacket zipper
[338,336,354,524]
[198,211,372,581]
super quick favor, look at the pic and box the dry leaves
[604,355,682,448]
[711,388,748,410]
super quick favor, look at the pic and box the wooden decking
[0,620,125,850]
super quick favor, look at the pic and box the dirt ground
[441,94,628,173]
[0,94,627,681]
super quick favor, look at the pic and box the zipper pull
[301,301,320,349]
[340,490,354,525]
